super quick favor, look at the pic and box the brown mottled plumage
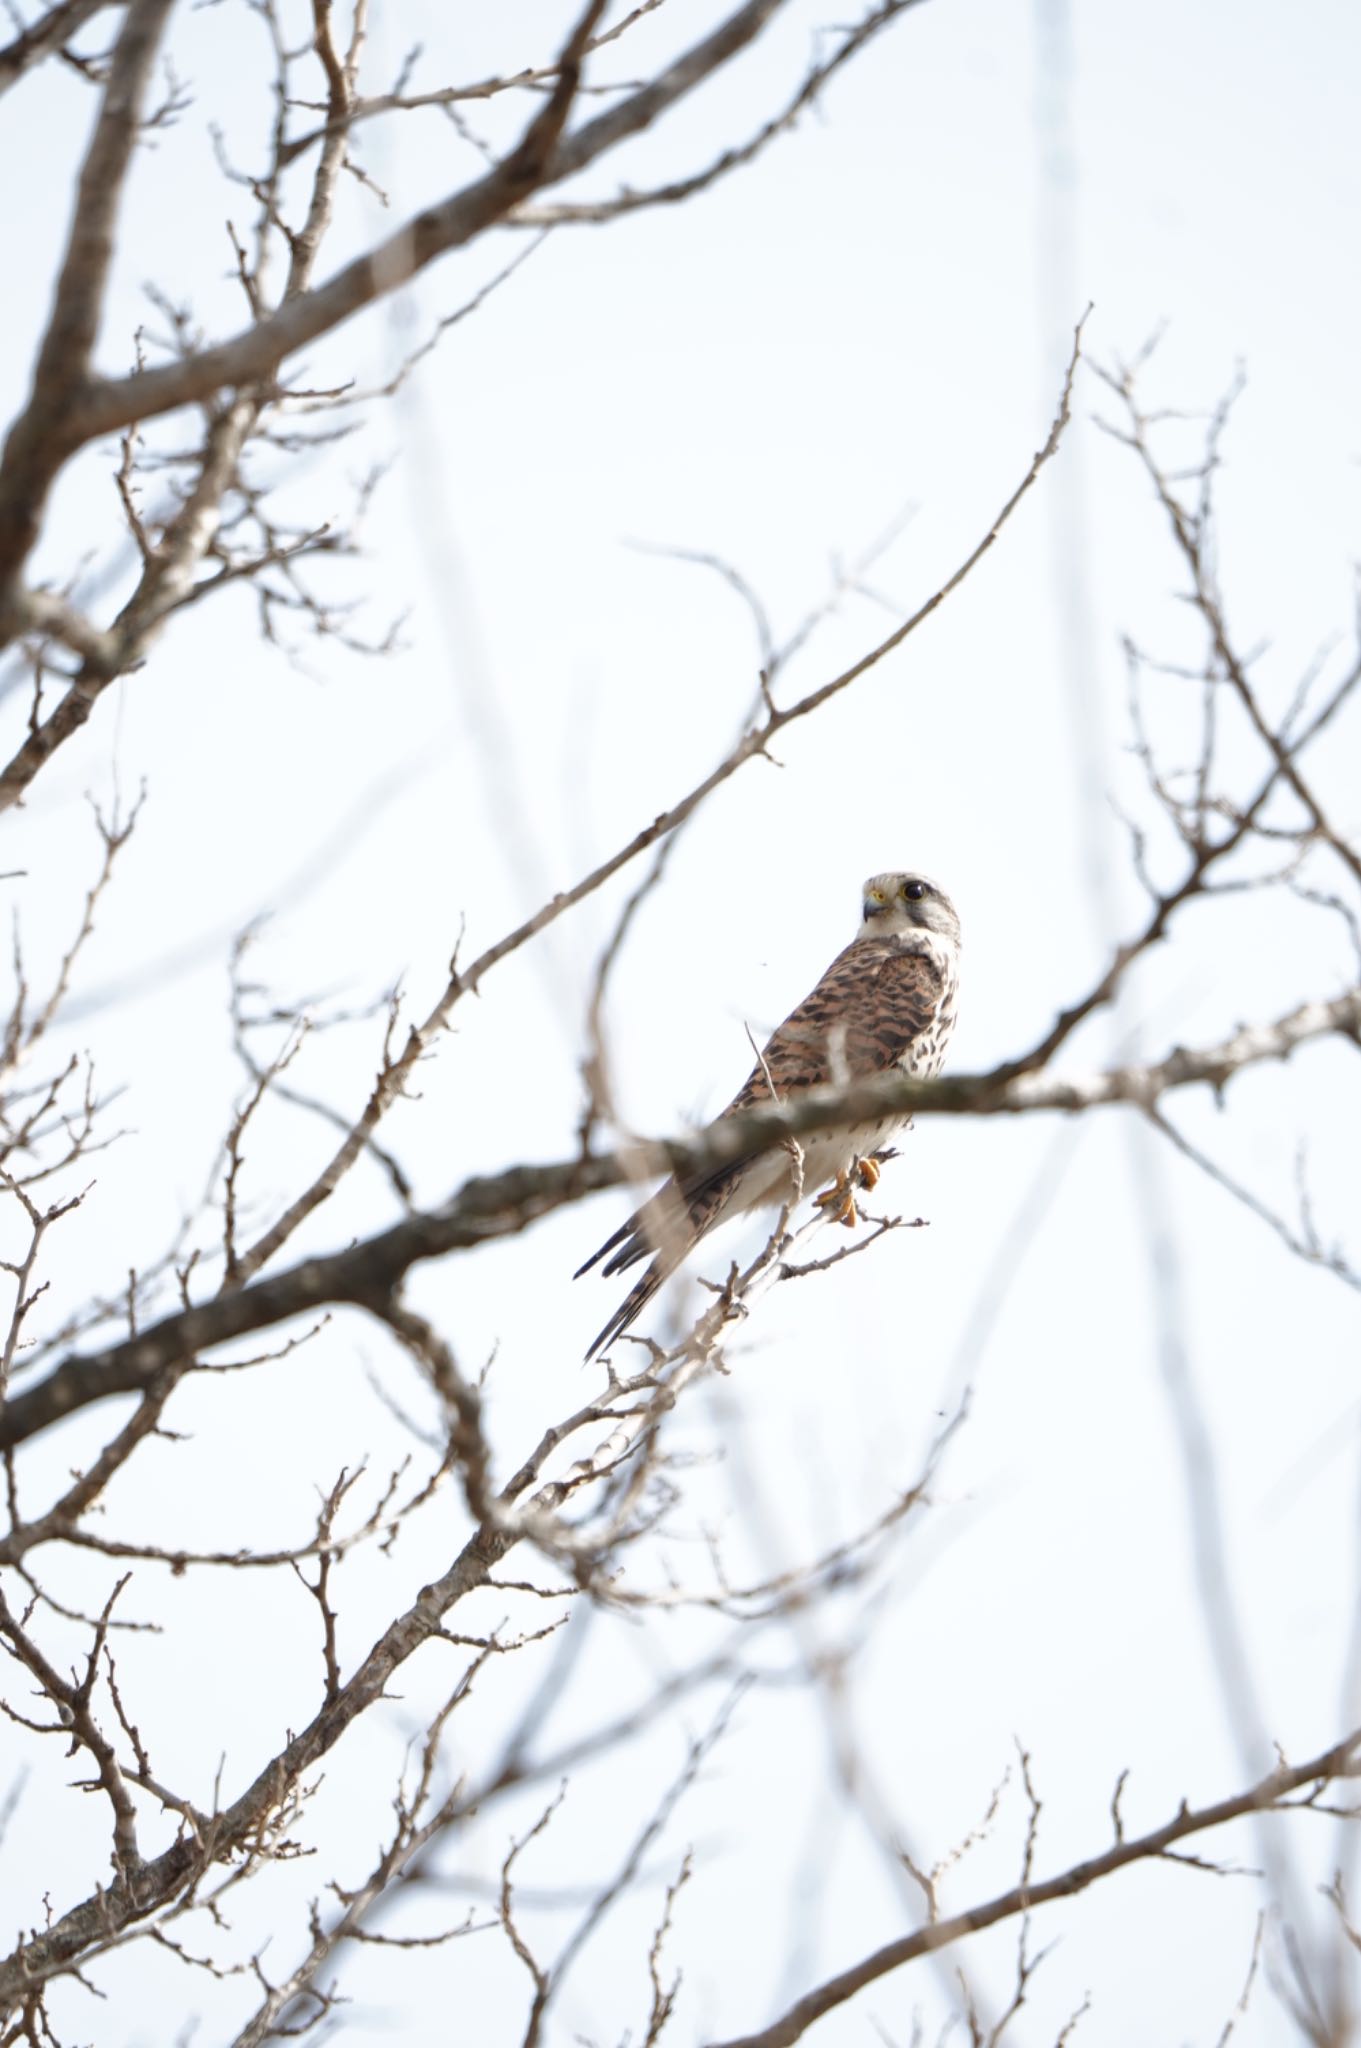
[576,872,961,1358]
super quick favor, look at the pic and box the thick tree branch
[0,0,177,604]
[3,983,1354,1453]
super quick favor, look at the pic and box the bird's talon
[855,1155,881,1193]
[814,1169,859,1228]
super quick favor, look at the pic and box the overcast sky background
[3,2,1361,2042]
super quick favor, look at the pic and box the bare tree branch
[2,980,1355,1452]
[708,1729,1361,2048]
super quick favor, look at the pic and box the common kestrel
[576,871,961,1358]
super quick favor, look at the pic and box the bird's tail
[573,1202,651,1282]
[575,1162,748,1359]
[575,1172,698,1290]
[583,1257,668,1362]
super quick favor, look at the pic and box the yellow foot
[855,1155,881,1194]
[814,1169,859,1229]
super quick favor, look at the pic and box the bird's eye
[902,880,927,901]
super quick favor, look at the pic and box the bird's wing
[724,937,945,1111]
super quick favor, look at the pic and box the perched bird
[576,871,961,1359]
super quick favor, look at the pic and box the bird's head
[860,872,960,948]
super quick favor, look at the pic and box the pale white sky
[3,2,1361,2042]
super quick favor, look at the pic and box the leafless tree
[0,5,1358,2045]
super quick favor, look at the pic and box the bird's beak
[862,891,887,920]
